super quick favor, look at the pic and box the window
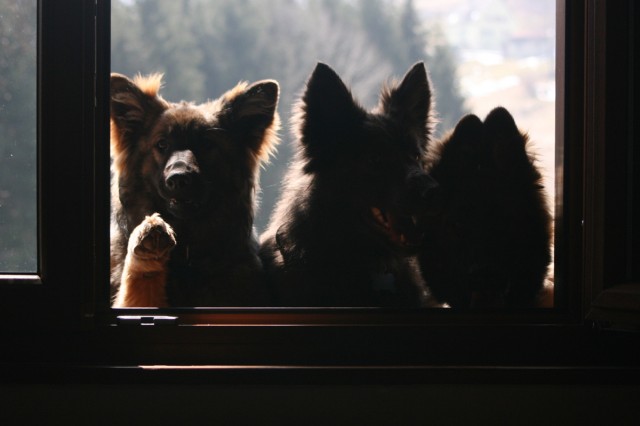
[1,0,638,371]
[0,0,37,273]
[0,0,106,325]
[109,0,558,310]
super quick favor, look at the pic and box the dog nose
[165,171,193,190]
[164,150,199,191]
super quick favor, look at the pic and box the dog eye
[156,140,169,152]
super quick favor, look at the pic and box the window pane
[0,0,37,272]
[431,0,556,212]
[111,0,555,308]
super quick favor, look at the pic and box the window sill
[588,283,640,328]
[2,362,640,385]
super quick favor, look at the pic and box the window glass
[0,0,38,273]
[110,0,555,308]
[433,0,556,212]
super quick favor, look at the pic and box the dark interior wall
[2,384,640,425]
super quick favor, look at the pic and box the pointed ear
[223,80,280,161]
[449,114,483,152]
[110,73,166,155]
[299,62,364,140]
[484,107,520,139]
[228,80,279,123]
[381,62,433,140]
[434,114,483,176]
[294,63,365,169]
[483,107,530,172]
[453,113,484,142]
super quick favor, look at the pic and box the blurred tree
[425,24,467,134]
[111,0,148,77]
[398,0,467,134]
[400,0,425,65]
[136,0,205,101]
[358,0,404,75]
[0,0,37,271]
[109,0,467,231]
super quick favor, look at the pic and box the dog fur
[110,73,279,307]
[259,62,438,307]
[419,107,552,308]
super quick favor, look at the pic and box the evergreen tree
[400,0,425,64]
[111,0,147,77]
[108,0,468,230]
[425,25,467,134]
[136,0,205,101]
[358,0,404,73]
[398,0,467,134]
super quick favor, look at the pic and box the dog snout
[164,150,200,191]
[165,171,193,191]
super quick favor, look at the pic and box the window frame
[98,0,580,325]
[0,0,99,328]
[1,0,638,377]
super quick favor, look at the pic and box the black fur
[260,62,438,307]
[419,107,552,308]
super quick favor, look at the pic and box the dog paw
[129,213,176,261]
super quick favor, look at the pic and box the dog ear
[229,80,279,123]
[223,80,280,161]
[381,62,433,141]
[296,63,365,166]
[432,114,483,179]
[110,73,166,155]
[483,107,531,176]
[484,107,520,140]
[303,62,362,125]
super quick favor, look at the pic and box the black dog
[260,62,438,306]
[419,107,552,308]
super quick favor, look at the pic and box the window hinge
[116,315,178,326]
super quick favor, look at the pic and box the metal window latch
[116,315,178,326]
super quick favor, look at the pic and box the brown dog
[110,73,279,307]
